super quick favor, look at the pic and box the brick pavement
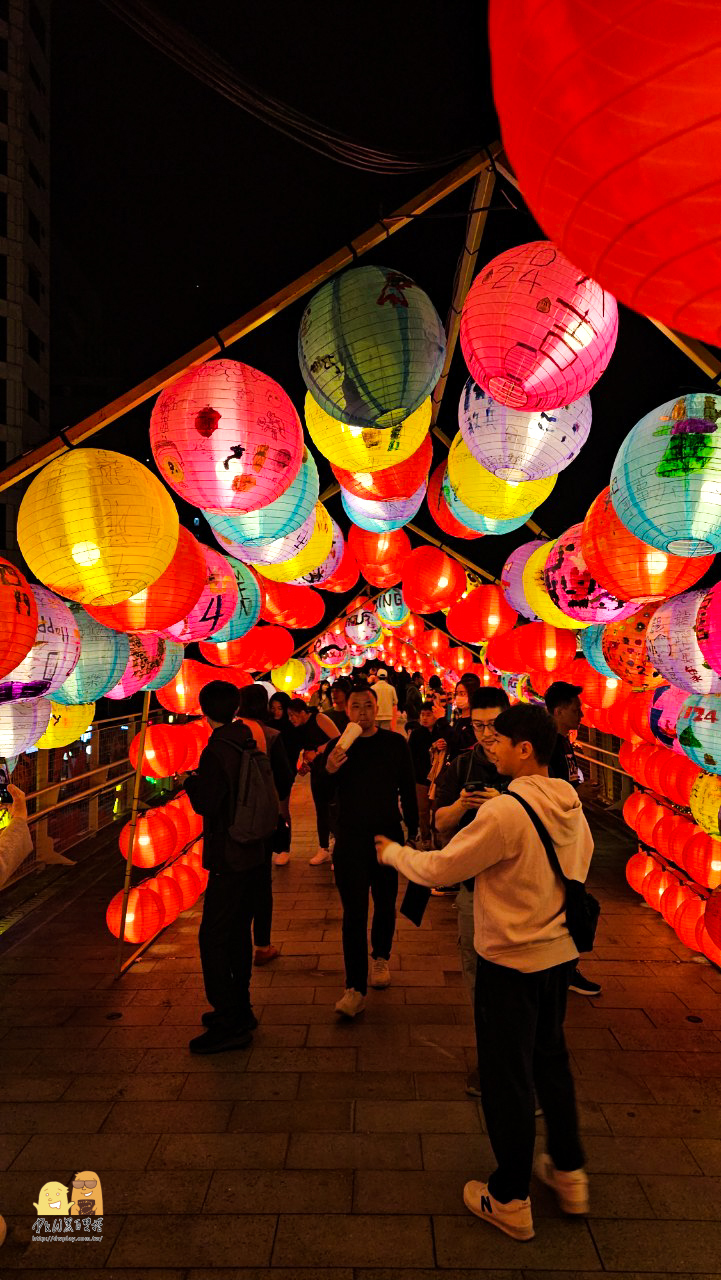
[0,775,721,1276]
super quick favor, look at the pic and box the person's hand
[3,784,27,821]
[430,738,447,752]
[375,834,392,862]
[325,744,348,775]
[459,787,497,811]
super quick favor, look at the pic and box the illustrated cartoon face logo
[34,1181,73,1216]
[70,1170,103,1217]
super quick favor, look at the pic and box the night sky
[48,0,719,654]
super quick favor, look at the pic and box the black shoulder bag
[508,791,600,953]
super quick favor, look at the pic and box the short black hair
[544,681,583,713]
[421,700,435,712]
[348,684,377,702]
[239,684,269,721]
[471,687,510,712]
[494,704,558,765]
[428,675,442,691]
[199,680,241,725]
[458,672,481,694]
[289,698,311,714]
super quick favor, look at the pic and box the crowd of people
[183,661,599,1242]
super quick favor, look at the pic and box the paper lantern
[162,544,238,644]
[691,771,721,837]
[345,607,382,647]
[581,486,714,603]
[261,581,324,630]
[155,659,223,716]
[649,685,687,754]
[446,431,556,522]
[642,867,671,910]
[333,432,432,500]
[311,631,350,669]
[0,698,51,756]
[150,359,303,513]
[165,792,202,848]
[0,557,38,680]
[662,754,702,808]
[151,871,184,924]
[580,624,617,680]
[305,389,431,467]
[623,791,654,835]
[625,850,657,893]
[522,543,587,631]
[0,587,82,702]
[611,394,721,557]
[129,724,188,779]
[119,809,178,869]
[677,695,721,774]
[500,542,542,621]
[441,472,533,535]
[287,519,345,587]
[417,628,450,662]
[53,606,129,705]
[376,587,410,629]
[348,527,410,574]
[204,445,319,551]
[143,639,185,691]
[299,265,445,427]
[105,633,168,700]
[446,586,518,644]
[601,604,663,692]
[106,884,165,943]
[17,448,180,608]
[674,896,706,951]
[682,829,721,890]
[517,622,578,677]
[169,862,203,911]
[211,507,316,568]
[204,560,263,643]
[704,893,721,950]
[459,378,592,481]
[271,658,306,693]
[646,591,721,698]
[668,815,697,866]
[544,523,635,625]
[425,462,477,540]
[490,0,721,345]
[637,799,664,848]
[341,481,426,533]
[694,582,721,678]
[86,526,206,634]
[660,879,693,927]
[35,701,95,750]
[253,504,333,584]
[697,921,721,966]
[581,669,622,712]
[200,624,294,672]
[402,548,466,615]
[447,646,474,675]
[460,241,617,410]
[322,541,360,593]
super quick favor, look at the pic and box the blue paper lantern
[376,586,409,628]
[677,693,721,773]
[54,606,130,705]
[340,482,426,532]
[298,265,446,428]
[580,624,616,678]
[611,393,721,556]
[203,448,319,551]
[143,639,185,690]
[209,558,262,642]
[459,378,592,481]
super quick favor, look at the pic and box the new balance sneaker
[568,968,602,996]
[334,988,367,1017]
[463,1181,534,1241]
[254,944,280,966]
[533,1152,589,1214]
[309,847,331,865]
[370,957,391,989]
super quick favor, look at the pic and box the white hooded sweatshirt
[381,774,594,973]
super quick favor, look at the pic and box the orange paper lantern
[87,527,207,634]
[106,884,165,943]
[401,547,466,614]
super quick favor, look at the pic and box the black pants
[474,955,584,1202]
[310,771,332,848]
[198,861,267,1026]
[252,850,273,948]
[333,839,398,995]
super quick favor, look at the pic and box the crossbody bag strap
[506,790,569,888]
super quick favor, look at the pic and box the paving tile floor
[1,774,721,1277]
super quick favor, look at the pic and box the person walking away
[544,681,601,998]
[268,690,302,866]
[376,703,592,1241]
[373,668,398,731]
[434,688,510,1094]
[317,686,418,1017]
[287,698,340,865]
[407,701,437,848]
[185,681,280,1055]
[238,685,294,956]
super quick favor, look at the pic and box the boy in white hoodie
[375,703,593,1243]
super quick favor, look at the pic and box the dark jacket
[247,720,294,802]
[314,727,419,848]
[548,734,581,788]
[185,720,267,874]
[404,682,423,722]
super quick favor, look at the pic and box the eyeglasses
[72,1180,97,1190]
[472,719,498,734]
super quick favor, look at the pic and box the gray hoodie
[381,774,593,973]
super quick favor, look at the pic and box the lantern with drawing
[601,604,663,692]
[204,446,319,552]
[206,560,263,642]
[143,639,185,690]
[677,694,721,774]
[345,607,382,648]
[341,482,426,533]
[332,433,432,500]
[86,526,206,634]
[544,523,635,625]
[304,392,431,470]
[522,542,587,631]
[0,557,38,680]
[649,684,687,754]
[376,586,409,628]
[253,504,333,584]
[646,591,721,695]
[501,542,544,620]
[580,624,616,679]
[287,519,345,586]
[105,633,168,700]
[459,378,592,481]
[311,631,350,670]
[35,702,95,750]
[53,606,129,705]
[694,581,721,678]
[162,544,238,643]
[446,432,556,521]
[0,587,81,702]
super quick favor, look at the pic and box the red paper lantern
[652,813,678,860]
[582,488,714,603]
[321,542,359,592]
[661,753,701,807]
[581,668,624,711]
[402,547,466,614]
[426,462,477,540]
[87,527,207,634]
[624,691,656,746]
[645,747,674,797]
[200,624,294,672]
[170,861,203,911]
[332,433,432,500]
[119,809,179,868]
[637,799,664,847]
[348,527,411,589]
[260,581,325,630]
[515,622,577,676]
[674,896,705,950]
[642,867,671,910]
[0,557,39,680]
[682,830,721,890]
[489,0,721,346]
[669,815,697,868]
[697,921,721,966]
[151,870,184,925]
[154,659,215,716]
[703,892,721,950]
[106,884,165,943]
[162,544,239,644]
[169,791,203,844]
[660,880,694,927]
[623,791,655,836]
[626,850,657,893]
[485,628,525,675]
[416,628,450,660]
[448,645,475,675]
[446,586,517,644]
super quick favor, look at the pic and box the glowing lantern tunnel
[489,0,721,346]
[611,394,721,557]
[119,809,179,869]
[522,542,587,631]
[298,265,445,428]
[17,448,179,608]
[402,547,466,615]
[340,481,426,533]
[446,586,517,644]
[0,587,81,702]
[425,462,477,540]
[204,446,319,553]
[54,605,129,705]
[601,604,663,692]
[271,658,306,693]
[646,591,721,696]
[544,523,635,625]
[150,358,304,514]
[447,432,556,521]
[163,544,239,644]
[261,581,325,630]
[105,633,168,700]
[86,526,206,634]
[460,241,618,411]
[106,884,165,943]
[0,557,38,681]
[332,432,432,500]
[459,378,592,481]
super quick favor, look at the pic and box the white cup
[336,721,363,753]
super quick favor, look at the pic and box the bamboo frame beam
[0,146,503,495]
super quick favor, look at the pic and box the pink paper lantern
[646,591,721,696]
[162,545,239,644]
[105,633,168,699]
[150,358,304,513]
[649,684,687,755]
[544,523,637,625]
[500,541,543,620]
[311,630,350,669]
[460,241,618,411]
[695,582,721,676]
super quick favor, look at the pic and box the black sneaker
[431,884,461,896]
[189,1025,254,1055]
[201,1010,259,1032]
[568,969,601,996]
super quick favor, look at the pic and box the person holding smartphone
[0,781,74,888]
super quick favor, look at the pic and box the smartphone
[0,760,12,805]
[465,783,490,795]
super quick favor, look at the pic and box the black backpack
[227,740,280,845]
[508,791,600,954]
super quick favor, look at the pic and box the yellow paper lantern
[17,448,179,607]
[446,433,556,521]
[254,504,332,583]
[304,393,431,472]
[690,771,721,838]
[271,658,306,692]
[522,541,588,631]
[35,701,95,750]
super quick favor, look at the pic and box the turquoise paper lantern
[340,482,426,532]
[299,265,446,428]
[54,606,130,705]
[203,448,319,552]
[376,586,409,628]
[141,639,185,691]
[442,469,532,534]
[580,624,616,678]
[209,558,262,642]
[677,693,721,773]
[611,393,721,556]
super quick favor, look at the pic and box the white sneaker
[533,1152,589,1214]
[370,957,391,989]
[334,988,367,1018]
[463,1181,534,1241]
[272,852,290,866]
[309,848,331,865]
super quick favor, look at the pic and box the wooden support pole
[0,147,503,495]
[114,689,152,979]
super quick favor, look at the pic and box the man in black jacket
[185,681,277,1055]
